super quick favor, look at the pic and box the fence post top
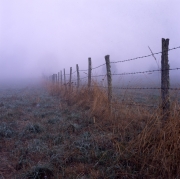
[162,38,169,42]
[105,55,110,59]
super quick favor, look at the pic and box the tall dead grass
[46,81,180,178]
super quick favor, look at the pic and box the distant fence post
[69,67,72,91]
[88,58,92,88]
[51,75,53,84]
[60,70,62,86]
[76,64,80,90]
[58,72,60,85]
[161,38,170,120]
[64,69,67,91]
[52,74,55,84]
[105,55,112,111]
[55,74,57,85]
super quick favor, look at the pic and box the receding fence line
[49,38,180,120]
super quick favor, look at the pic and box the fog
[0,0,180,87]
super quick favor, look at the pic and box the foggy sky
[0,0,180,84]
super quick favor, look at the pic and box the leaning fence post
[161,38,170,120]
[88,58,92,88]
[105,55,112,111]
[69,67,72,91]
[76,64,80,90]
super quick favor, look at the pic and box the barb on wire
[111,46,180,64]
[148,46,160,70]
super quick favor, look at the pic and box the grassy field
[0,82,180,178]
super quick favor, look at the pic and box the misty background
[0,0,180,88]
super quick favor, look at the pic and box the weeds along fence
[48,38,180,121]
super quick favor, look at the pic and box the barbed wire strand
[111,67,180,76]
[110,102,157,108]
[87,67,180,79]
[72,71,77,74]
[71,83,180,91]
[91,85,180,91]
[71,45,180,72]
[111,46,180,64]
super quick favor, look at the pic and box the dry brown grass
[46,80,180,178]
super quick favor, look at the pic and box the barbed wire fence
[49,38,180,120]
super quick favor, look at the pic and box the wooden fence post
[76,64,80,90]
[51,75,53,83]
[64,69,67,91]
[58,72,60,85]
[88,58,92,88]
[52,74,55,84]
[161,38,170,120]
[105,55,112,111]
[69,67,72,91]
[60,70,62,86]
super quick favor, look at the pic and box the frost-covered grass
[0,83,180,178]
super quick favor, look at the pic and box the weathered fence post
[161,38,170,120]
[105,55,112,111]
[51,75,53,84]
[69,67,72,91]
[76,64,80,90]
[52,74,55,84]
[58,72,60,85]
[64,69,67,91]
[88,58,92,88]
[60,70,62,86]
